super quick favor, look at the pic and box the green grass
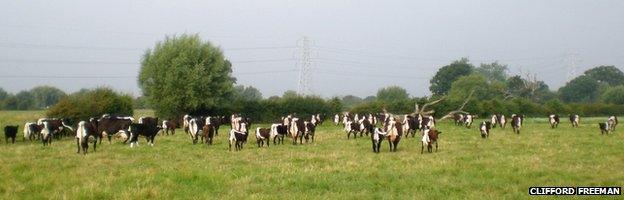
[1,110,622,199]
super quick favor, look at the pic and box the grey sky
[1,0,623,98]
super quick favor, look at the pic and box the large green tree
[376,86,409,103]
[429,58,474,95]
[475,61,508,83]
[232,85,263,101]
[601,85,624,104]
[559,75,601,103]
[29,86,66,109]
[583,65,624,86]
[139,34,236,118]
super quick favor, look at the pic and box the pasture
[1,110,622,199]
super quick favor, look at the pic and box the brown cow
[421,128,441,154]
[255,127,271,147]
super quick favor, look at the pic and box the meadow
[0,110,622,199]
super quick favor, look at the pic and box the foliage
[232,85,263,101]
[340,95,363,109]
[29,86,66,109]
[600,85,624,104]
[583,65,624,86]
[558,75,601,103]
[46,87,133,123]
[376,86,409,104]
[138,34,235,119]
[475,61,508,83]
[429,58,474,95]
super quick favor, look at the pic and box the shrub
[46,87,133,124]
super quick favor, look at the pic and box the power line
[0,42,297,52]
[315,69,430,80]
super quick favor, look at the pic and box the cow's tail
[62,121,74,132]
[23,123,31,139]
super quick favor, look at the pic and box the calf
[548,114,560,129]
[599,123,609,134]
[569,114,579,128]
[511,114,523,134]
[371,127,387,153]
[479,121,491,139]
[607,116,618,131]
[256,127,271,147]
[128,123,162,148]
[4,125,18,144]
[421,128,441,154]
[229,122,249,151]
[76,121,98,154]
[271,123,288,145]
[162,120,177,135]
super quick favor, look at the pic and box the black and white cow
[607,116,618,131]
[569,114,579,128]
[453,114,465,126]
[490,115,498,128]
[334,114,341,126]
[4,125,18,144]
[496,114,507,129]
[290,118,305,144]
[97,115,133,144]
[40,121,54,146]
[304,121,317,143]
[371,127,387,153]
[76,120,98,154]
[183,114,192,134]
[464,114,474,128]
[599,123,609,134]
[162,120,177,135]
[256,127,271,147]
[548,114,560,129]
[23,122,42,141]
[420,115,435,129]
[402,115,418,138]
[479,121,491,139]
[128,123,162,148]
[344,120,361,139]
[188,117,204,144]
[37,118,74,139]
[229,121,249,151]
[270,123,288,145]
[511,114,523,134]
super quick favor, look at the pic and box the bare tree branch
[437,89,476,121]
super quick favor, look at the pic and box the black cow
[599,123,609,134]
[569,114,579,127]
[479,121,491,138]
[511,114,523,134]
[97,115,133,144]
[371,128,387,153]
[304,121,316,143]
[76,120,98,154]
[128,123,162,147]
[345,120,361,139]
[4,125,18,144]
[229,122,249,151]
[548,114,560,129]
[271,123,288,145]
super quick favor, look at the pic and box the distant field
[0,110,622,199]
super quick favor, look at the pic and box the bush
[46,87,133,124]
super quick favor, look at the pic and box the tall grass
[0,111,622,199]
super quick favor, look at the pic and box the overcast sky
[1,0,623,98]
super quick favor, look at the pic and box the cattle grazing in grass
[479,121,491,139]
[256,127,271,147]
[37,118,74,139]
[569,114,579,128]
[421,128,441,154]
[76,121,98,154]
[496,114,507,129]
[607,116,618,131]
[162,120,177,135]
[4,125,18,144]
[599,123,609,134]
[229,121,249,151]
[464,114,474,128]
[548,114,560,129]
[128,123,162,148]
[23,122,42,141]
[97,115,133,144]
[270,123,288,145]
[511,114,523,134]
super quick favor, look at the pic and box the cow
[97,115,133,144]
[386,118,402,152]
[358,117,374,137]
[511,114,523,134]
[420,115,435,129]
[4,125,18,144]
[607,116,618,131]
[453,114,465,126]
[497,114,507,129]
[183,114,192,134]
[569,114,579,128]
[464,114,474,128]
[188,117,204,144]
[491,115,498,128]
[40,121,54,146]
[421,128,441,154]
[402,115,418,138]
[304,121,316,143]
[548,114,560,129]
[162,120,177,135]
[127,123,162,148]
[344,120,361,139]
[599,123,609,134]
[334,114,340,126]
[138,117,159,127]
[270,123,288,145]
[256,127,271,147]
[290,118,305,144]
[37,118,74,139]
[202,121,216,145]
[479,121,491,139]
[23,122,42,141]
[229,121,249,151]
[75,120,98,154]
[371,127,387,153]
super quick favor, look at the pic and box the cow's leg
[435,142,438,152]
[76,138,80,153]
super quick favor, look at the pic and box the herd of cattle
[1,112,620,154]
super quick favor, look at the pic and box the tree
[138,34,236,118]
[340,95,363,109]
[29,86,66,109]
[15,91,36,110]
[476,61,508,83]
[584,65,624,86]
[0,87,9,109]
[47,87,133,123]
[282,90,299,99]
[232,85,263,101]
[559,75,600,103]
[448,74,503,102]
[601,85,624,104]
[376,86,409,103]
[429,58,474,95]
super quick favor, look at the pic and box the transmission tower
[564,52,582,82]
[296,36,314,95]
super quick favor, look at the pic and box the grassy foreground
[0,110,622,199]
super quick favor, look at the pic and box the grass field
[1,110,622,199]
